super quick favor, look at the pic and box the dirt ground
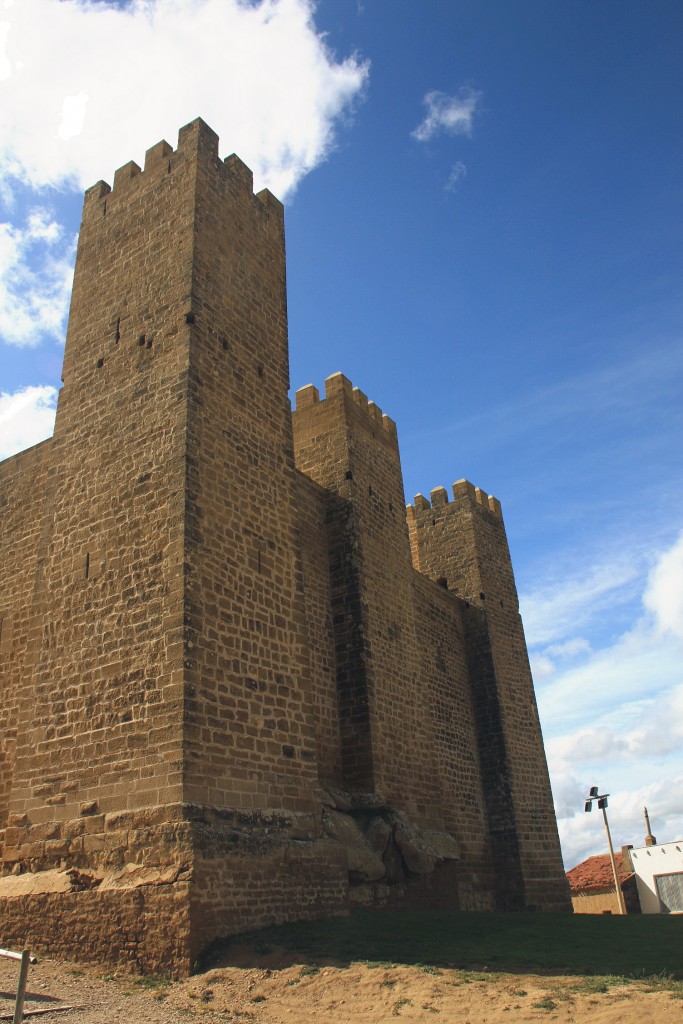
[1,948,681,1024]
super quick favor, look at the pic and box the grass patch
[208,908,683,980]
[359,960,399,969]
[132,976,170,991]
[638,971,683,997]
[299,964,320,977]
[532,996,557,1011]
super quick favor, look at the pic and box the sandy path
[1,952,680,1023]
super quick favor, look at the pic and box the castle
[0,119,569,975]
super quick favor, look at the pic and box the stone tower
[0,119,569,976]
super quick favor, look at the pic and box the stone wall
[0,883,192,976]
[0,439,54,833]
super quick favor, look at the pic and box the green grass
[532,996,557,1010]
[204,908,683,981]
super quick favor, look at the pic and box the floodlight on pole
[584,786,627,915]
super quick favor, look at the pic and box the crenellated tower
[407,480,568,910]
[293,374,429,806]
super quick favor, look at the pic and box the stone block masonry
[0,118,570,976]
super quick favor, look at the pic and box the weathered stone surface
[322,808,366,848]
[365,816,392,855]
[424,830,460,862]
[347,845,386,883]
[394,825,437,877]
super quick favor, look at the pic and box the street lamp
[584,786,627,915]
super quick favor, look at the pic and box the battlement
[294,372,397,439]
[83,117,282,216]
[407,478,502,518]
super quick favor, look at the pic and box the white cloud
[0,385,58,458]
[521,556,641,648]
[0,209,75,346]
[644,531,683,642]
[530,653,555,682]
[0,0,369,201]
[445,160,467,192]
[526,532,683,867]
[412,87,481,142]
[546,637,592,658]
[530,637,592,683]
[58,90,89,142]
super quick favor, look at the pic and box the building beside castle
[0,119,569,974]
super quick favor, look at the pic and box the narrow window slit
[84,553,90,579]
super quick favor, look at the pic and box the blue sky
[1,0,682,868]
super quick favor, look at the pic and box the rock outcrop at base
[320,786,461,895]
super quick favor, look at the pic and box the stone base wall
[190,841,349,962]
[0,884,192,976]
[1,804,193,877]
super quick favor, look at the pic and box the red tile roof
[566,853,634,893]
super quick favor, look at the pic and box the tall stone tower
[0,119,569,976]
[0,119,348,972]
[406,482,565,910]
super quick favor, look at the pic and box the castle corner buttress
[0,119,570,975]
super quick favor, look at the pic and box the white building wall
[630,841,683,914]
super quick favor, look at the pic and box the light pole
[584,786,627,915]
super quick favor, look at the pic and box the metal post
[13,949,31,1024]
[602,805,627,916]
